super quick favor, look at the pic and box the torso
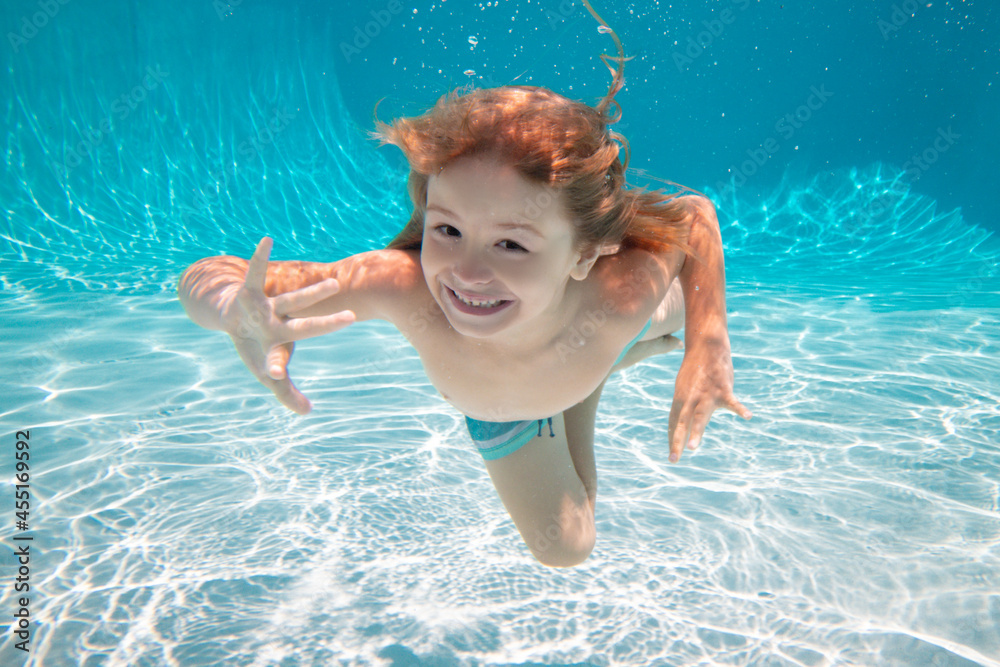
[386,246,682,422]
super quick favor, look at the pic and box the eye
[498,240,528,253]
[433,224,461,238]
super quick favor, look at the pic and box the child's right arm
[177,236,420,414]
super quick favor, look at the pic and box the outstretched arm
[178,237,422,414]
[178,237,356,414]
[669,196,751,462]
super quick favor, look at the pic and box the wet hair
[372,7,691,257]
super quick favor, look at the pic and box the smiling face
[420,153,599,342]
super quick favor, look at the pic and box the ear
[569,244,602,281]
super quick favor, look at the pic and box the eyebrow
[425,204,545,239]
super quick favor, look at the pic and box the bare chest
[400,289,646,421]
[412,328,620,422]
[392,247,674,422]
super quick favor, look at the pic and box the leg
[562,379,606,512]
[644,276,685,340]
[611,334,682,373]
[568,303,686,506]
[482,416,596,567]
[610,276,685,371]
[478,280,686,567]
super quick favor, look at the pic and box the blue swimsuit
[465,319,653,461]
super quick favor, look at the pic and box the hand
[222,237,355,414]
[667,337,751,463]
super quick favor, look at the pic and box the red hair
[373,85,691,256]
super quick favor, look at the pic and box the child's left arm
[669,196,752,463]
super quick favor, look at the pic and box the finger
[726,395,753,420]
[666,397,680,449]
[668,400,690,464]
[244,237,273,293]
[267,374,312,415]
[265,343,292,380]
[263,344,310,413]
[670,424,688,463]
[283,310,357,343]
[235,340,311,414]
[232,334,267,376]
[684,406,715,451]
[273,278,342,317]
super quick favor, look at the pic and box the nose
[452,245,493,285]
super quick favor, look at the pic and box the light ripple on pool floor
[3,165,1000,664]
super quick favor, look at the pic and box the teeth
[453,289,503,308]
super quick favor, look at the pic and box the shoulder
[351,249,442,333]
[627,193,715,282]
[584,195,711,319]
[586,247,676,323]
[678,193,717,219]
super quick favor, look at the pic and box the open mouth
[445,286,513,315]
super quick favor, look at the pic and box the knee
[525,513,596,568]
[531,540,595,568]
[659,279,685,332]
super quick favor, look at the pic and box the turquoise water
[2,1,999,666]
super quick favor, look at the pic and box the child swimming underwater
[178,25,750,567]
